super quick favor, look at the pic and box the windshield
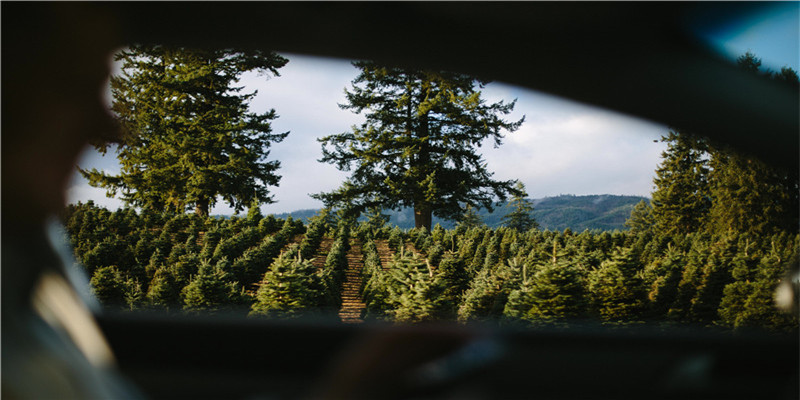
[61,46,799,333]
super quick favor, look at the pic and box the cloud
[68,53,669,215]
[478,85,668,198]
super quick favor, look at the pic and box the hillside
[275,194,648,232]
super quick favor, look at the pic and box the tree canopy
[650,131,711,236]
[314,61,524,230]
[81,45,289,216]
[501,182,538,232]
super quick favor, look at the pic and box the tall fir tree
[650,131,711,236]
[81,45,289,216]
[314,61,524,230]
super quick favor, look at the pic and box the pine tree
[503,257,587,324]
[90,265,126,308]
[625,200,654,235]
[80,45,289,216]
[706,147,798,236]
[667,234,711,321]
[457,205,484,230]
[501,181,538,232]
[314,61,524,230]
[384,253,452,323]
[650,131,711,236]
[703,52,799,236]
[146,266,181,309]
[249,252,327,318]
[688,235,736,323]
[587,247,647,323]
[644,244,684,318]
[182,258,240,313]
[458,255,523,323]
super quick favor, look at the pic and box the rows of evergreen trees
[356,224,797,331]
[64,201,349,318]
[63,198,797,331]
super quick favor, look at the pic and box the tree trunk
[414,203,432,231]
[195,199,209,218]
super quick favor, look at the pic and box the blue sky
[700,2,799,72]
[67,6,798,215]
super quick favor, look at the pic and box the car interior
[2,2,798,399]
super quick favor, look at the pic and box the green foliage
[504,257,587,324]
[211,226,263,264]
[182,258,242,313]
[90,265,127,307]
[383,254,452,323]
[387,226,404,253]
[625,200,654,235]
[298,210,331,260]
[361,238,391,320]
[249,251,327,318]
[501,182,538,232]
[80,45,289,216]
[146,266,181,309]
[63,200,798,331]
[457,205,484,230]
[458,255,523,323]
[321,225,351,309]
[314,61,524,230]
[587,247,647,323]
[644,244,684,317]
[651,131,711,236]
[706,147,798,236]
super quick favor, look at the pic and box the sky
[697,2,799,72]
[66,5,798,215]
[67,54,669,215]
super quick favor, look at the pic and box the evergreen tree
[314,61,524,230]
[503,257,587,324]
[667,234,711,321]
[587,247,647,323]
[706,147,798,236]
[703,52,798,236]
[625,200,654,235]
[182,258,240,313]
[458,255,523,323]
[457,205,484,230]
[650,131,711,236]
[146,266,181,309]
[90,265,126,308]
[501,181,538,232]
[80,45,289,216]
[384,253,452,323]
[644,244,684,318]
[688,236,736,323]
[249,252,327,318]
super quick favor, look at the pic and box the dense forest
[62,199,798,331]
[65,49,798,333]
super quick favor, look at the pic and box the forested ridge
[272,194,647,231]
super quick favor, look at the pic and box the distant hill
[273,194,648,232]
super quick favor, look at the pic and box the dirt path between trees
[338,239,366,323]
